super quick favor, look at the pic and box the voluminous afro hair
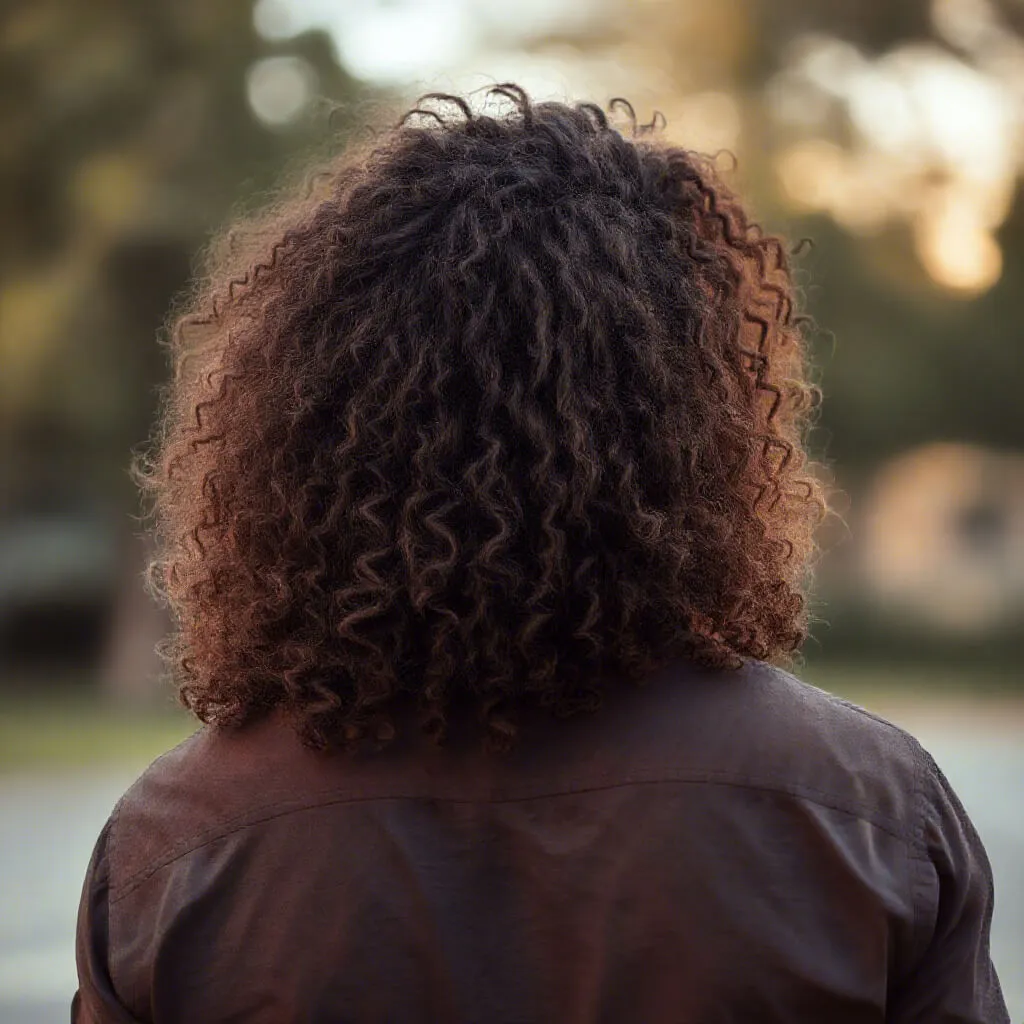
[140,86,824,751]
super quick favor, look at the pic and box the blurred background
[0,0,1021,1020]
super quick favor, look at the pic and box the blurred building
[858,443,1024,632]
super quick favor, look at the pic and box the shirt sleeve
[72,807,143,1024]
[890,743,1010,1023]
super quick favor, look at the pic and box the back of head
[141,85,823,751]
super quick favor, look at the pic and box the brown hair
[139,86,824,751]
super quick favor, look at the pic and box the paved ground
[0,708,1021,1022]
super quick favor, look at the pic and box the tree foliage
[530,0,1024,468]
[0,0,372,506]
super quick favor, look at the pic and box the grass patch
[0,691,194,774]
[801,663,1023,706]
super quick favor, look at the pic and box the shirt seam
[105,795,125,895]
[109,773,913,904]
[905,734,937,968]
[897,728,926,978]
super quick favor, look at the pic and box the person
[73,86,1009,1023]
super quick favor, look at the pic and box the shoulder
[737,659,924,782]
[622,657,922,763]
[737,660,922,766]
[105,711,314,895]
[596,659,927,839]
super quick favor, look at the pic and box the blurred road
[0,712,1021,1023]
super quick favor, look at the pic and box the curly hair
[139,86,824,752]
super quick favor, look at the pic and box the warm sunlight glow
[772,34,1019,293]
[776,140,846,211]
[666,91,742,154]
[254,0,593,89]
[915,196,1003,293]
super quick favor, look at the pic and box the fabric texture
[73,660,1009,1023]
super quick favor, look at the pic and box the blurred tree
[0,0,375,692]
[529,0,1024,471]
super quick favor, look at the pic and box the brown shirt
[73,660,1009,1023]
